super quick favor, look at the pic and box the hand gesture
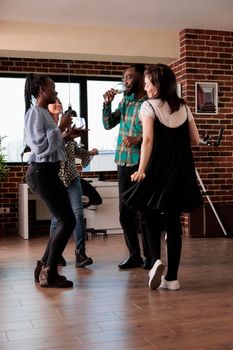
[123,136,141,147]
[131,170,146,182]
[59,110,73,132]
[103,89,115,105]
[90,148,98,156]
[70,127,89,138]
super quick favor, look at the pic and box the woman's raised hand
[59,110,73,132]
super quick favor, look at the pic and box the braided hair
[24,74,51,114]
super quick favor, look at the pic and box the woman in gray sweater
[24,74,76,288]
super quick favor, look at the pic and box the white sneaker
[148,259,164,289]
[159,275,180,290]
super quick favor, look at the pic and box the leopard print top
[59,140,91,187]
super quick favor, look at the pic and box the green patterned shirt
[102,93,147,166]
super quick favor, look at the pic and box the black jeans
[141,210,182,280]
[118,165,150,258]
[26,162,76,267]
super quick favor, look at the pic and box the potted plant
[0,135,8,181]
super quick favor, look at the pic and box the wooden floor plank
[0,233,233,349]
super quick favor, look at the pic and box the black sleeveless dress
[122,116,203,213]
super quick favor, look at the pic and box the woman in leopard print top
[49,98,98,267]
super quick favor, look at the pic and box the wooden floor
[0,233,233,350]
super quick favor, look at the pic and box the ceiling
[1,0,233,32]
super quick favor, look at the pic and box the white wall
[0,21,179,64]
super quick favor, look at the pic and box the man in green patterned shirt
[102,64,153,270]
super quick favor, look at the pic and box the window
[0,77,80,162]
[83,80,122,172]
[0,77,25,162]
[0,74,121,172]
[56,82,80,118]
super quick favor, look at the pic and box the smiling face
[123,67,143,95]
[48,98,63,115]
[144,74,157,98]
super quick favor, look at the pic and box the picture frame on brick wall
[195,82,218,115]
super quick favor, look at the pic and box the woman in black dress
[123,64,202,290]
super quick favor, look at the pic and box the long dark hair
[24,74,51,114]
[145,64,185,113]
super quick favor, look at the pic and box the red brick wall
[1,29,233,235]
[171,29,233,234]
[0,166,24,234]
[171,29,233,201]
[0,57,128,76]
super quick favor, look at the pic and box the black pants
[118,165,150,258]
[26,162,76,267]
[141,210,182,280]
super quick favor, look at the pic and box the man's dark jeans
[118,165,150,258]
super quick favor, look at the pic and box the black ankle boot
[75,249,93,268]
[39,266,73,288]
[35,260,66,283]
[34,260,45,283]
